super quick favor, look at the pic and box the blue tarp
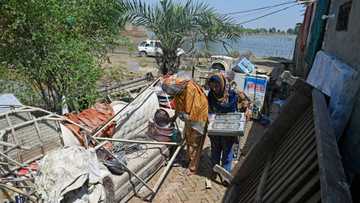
[307,51,359,139]
[233,58,255,74]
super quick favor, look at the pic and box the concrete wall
[322,0,360,179]
[323,0,360,70]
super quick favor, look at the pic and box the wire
[224,1,297,15]
[235,4,299,26]
[231,6,280,20]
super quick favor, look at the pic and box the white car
[137,39,185,57]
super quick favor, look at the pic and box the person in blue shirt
[207,73,238,174]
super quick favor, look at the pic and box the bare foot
[185,168,196,176]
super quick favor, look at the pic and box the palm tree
[123,0,242,74]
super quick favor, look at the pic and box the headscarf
[161,75,189,96]
[208,73,227,99]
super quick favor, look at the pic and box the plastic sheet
[307,51,360,138]
[35,146,109,202]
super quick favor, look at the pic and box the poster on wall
[243,75,268,109]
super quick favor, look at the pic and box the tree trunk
[156,49,180,75]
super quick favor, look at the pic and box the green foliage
[123,0,242,74]
[269,27,277,33]
[0,0,126,112]
[0,66,43,106]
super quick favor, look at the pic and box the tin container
[208,113,245,137]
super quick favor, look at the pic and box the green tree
[123,0,241,74]
[287,28,295,34]
[294,23,302,35]
[0,0,126,112]
[269,27,277,33]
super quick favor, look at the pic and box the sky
[146,0,305,30]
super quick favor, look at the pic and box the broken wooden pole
[94,137,181,146]
[0,141,31,150]
[0,151,27,168]
[149,141,185,199]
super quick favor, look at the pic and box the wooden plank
[5,114,21,162]
[28,112,45,156]
[312,89,352,203]
[1,115,52,132]
[232,81,313,182]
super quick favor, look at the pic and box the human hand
[178,112,189,121]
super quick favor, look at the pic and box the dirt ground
[100,52,158,86]
[128,137,227,203]
[126,120,267,203]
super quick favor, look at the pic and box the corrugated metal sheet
[223,83,351,203]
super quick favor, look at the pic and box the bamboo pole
[94,137,181,146]
[0,141,30,150]
[149,141,185,199]
[0,151,27,168]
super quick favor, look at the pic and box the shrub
[0,0,126,112]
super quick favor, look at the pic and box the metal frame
[0,106,63,171]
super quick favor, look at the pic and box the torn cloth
[35,146,109,203]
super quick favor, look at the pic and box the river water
[188,34,297,59]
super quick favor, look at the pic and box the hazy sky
[145,0,305,30]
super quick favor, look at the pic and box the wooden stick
[0,151,26,168]
[0,177,34,182]
[150,141,185,199]
[1,115,53,132]
[0,141,31,151]
[0,183,37,202]
[94,137,181,146]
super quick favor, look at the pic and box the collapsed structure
[0,79,185,202]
